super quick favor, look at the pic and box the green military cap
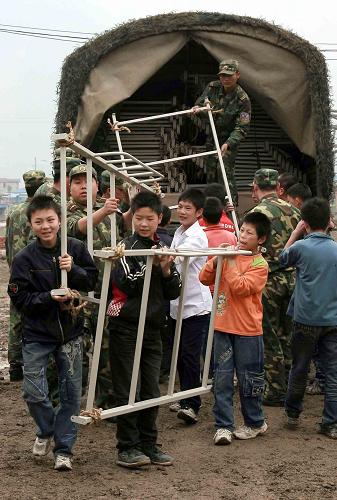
[22,170,46,188]
[253,169,279,188]
[101,170,124,187]
[218,59,239,75]
[69,164,98,181]
[53,157,82,175]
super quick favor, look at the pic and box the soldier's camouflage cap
[253,169,279,188]
[23,170,46,188]
[69,164,98,181]
[53,157,82,175]
[101,170,124,187]
[218,59,239,75]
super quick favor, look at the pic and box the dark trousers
[109,324,162,451]
[285,322,337,427]
[171,314,210,413]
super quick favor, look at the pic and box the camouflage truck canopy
[55,12,334,198]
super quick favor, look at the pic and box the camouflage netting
[55,11,334,198]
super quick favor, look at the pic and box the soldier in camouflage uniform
[67,164,128,409]
[34,156,82,205]
[100,170,130,213]
[194,59,251,205]
[5,170,46,381]
[250,169,301,405]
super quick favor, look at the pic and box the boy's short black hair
[242,212,271,240]
[203,197,223,225]
[178,188,205,210]
[203,183,226,206]
[159,205,171,227]
[130,191,162,215]
[26,195,61,222]
[286,183,312,201]
[301,197,330,230]
[278,172,297,191]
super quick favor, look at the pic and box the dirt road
[1,256,336,500]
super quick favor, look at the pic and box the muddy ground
[0,255,337,500]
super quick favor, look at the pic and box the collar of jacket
[36,235,61,254]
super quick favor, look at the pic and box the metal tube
[167,256,190,396]
[52,135,159,192]
[85,259,112,411]
[109,171,116,248]
[145,150,218,167]
[201,255,223,387]
[128,256,154,405]
[86,159,94,258]
[59,146,68,288]
[117,105,209,126]
[205,100,240,238]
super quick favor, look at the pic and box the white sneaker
[214,428,232,445]
[54,455,72,471]
[169,402,181,412]
[233,422,268,440]
[177,407,198,424]
[32,437,52,456]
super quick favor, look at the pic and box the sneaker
[116,448,151,468]
[169,402,181,412]
[141,444,174,466]
[233,422,268,440]
[306,379,324,395]
[177,407,198,424]
[213,428,232,445]
[54,455,72,471]
[32,437,52,456]
[285,414,299,429]
[318,424,337,439]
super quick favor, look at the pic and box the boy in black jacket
[108,192,181,468]
[8,196,97,471]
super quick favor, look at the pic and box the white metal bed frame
[52,100,246,425]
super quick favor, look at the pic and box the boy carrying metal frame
[200,212,271,445]
[7,196,98,471]
[107,191,181,468]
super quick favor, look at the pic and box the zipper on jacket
[52,256,65,343]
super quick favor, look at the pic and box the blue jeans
[285,323,337,427]
[213,332,265,431]
[22,337,82,457]
[171,314,210,413]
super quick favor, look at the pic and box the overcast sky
[1,0,336,181]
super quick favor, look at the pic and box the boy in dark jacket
[8,196,97,471]
[108,192,181,469]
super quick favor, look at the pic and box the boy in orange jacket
[199,212,270,445]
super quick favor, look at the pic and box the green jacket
[250,193,301,273]
[195,81,251,149]
[5,199,34,266]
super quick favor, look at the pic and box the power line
[0,23,95,35]
[0,28,85,43]
[0,28,88,40]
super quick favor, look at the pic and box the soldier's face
[70,174,98,205]
[238,222,266,252]
[219,72,240,91]
[30,208,60,248]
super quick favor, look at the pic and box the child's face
[30,208,60,248]
[287,195,303,210]
[177,199,202,229]
[238,222,265,252]
[133,207,162,240]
